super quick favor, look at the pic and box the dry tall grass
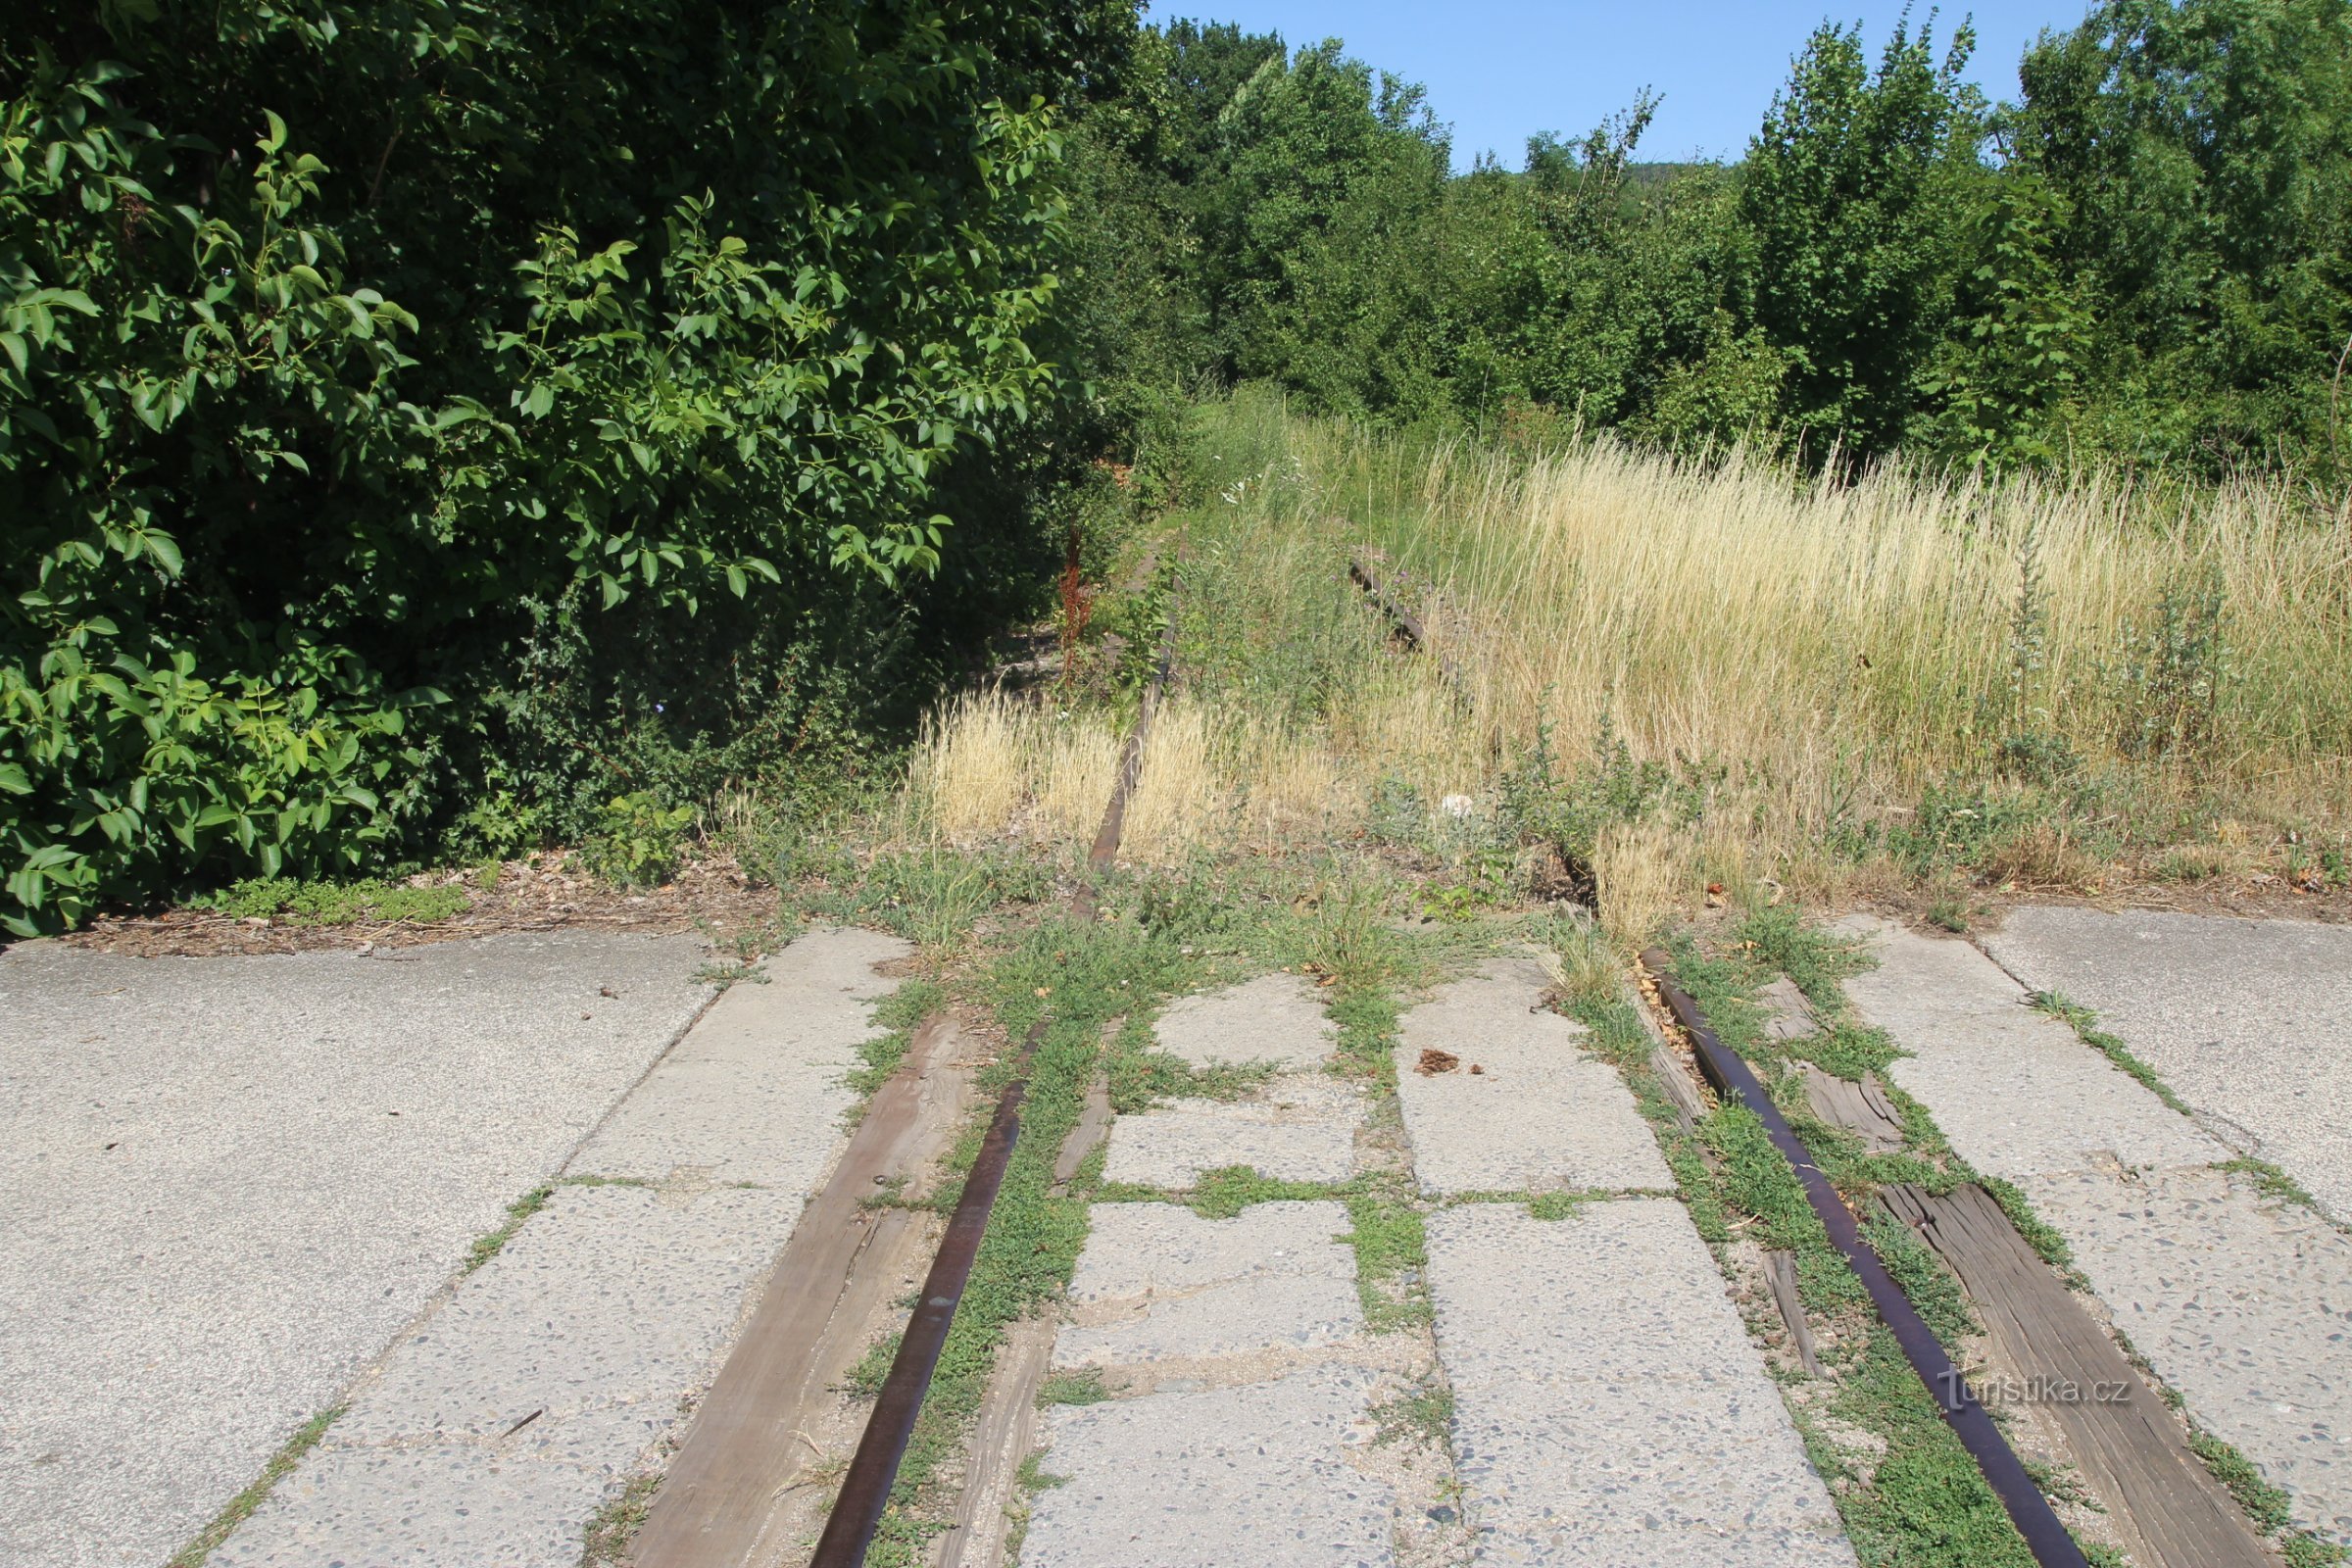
[1408,437,2347,835]
[903,689,1361,858]
[907,395,2350,890]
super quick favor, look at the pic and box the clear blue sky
[1158,2,2103,170]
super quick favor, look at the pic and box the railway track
[635,549,2338,1568]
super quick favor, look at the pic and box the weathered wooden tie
[1881,1182,2272,1568]
[630,1018,975,1567]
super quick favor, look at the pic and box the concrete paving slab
[1055,1201,1362,1368]
[1426,1203,1853,1567]
[1984,906,2352,1221]
[1100,1074,1362,1188]
[209,927,914,1565]
[1020,1363,1394,1568]
[219,1184,799,1564]
[2021,1164,2352,1542]
[1065,1200,1356,1303]
[1057,1273,1366,1369]
[209,1440,613,1568]
[327,1183,800,1444]
[1395,959,1671,1197]
[1152,972,1336,1071]
[1472,1524,1862,1568]
[1838,915,2227,1179]
[0,931,710,1568]
[571,926,911,1187]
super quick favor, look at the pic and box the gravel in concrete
[1395,958,1671,1197]
[0,931,710,1568]
[1152,972,1337,1071]
[2022,1164,2352,1542]
[1837,915,2226,1179]
[571,926,910,1187]
[1984,906,2352,1221]
[1100,1075,1362,1188]
[1019,1364,1394,1568]
[205,926,909,1566]
[1425,1203,1853,1567]
[1055,1202,1362,1368]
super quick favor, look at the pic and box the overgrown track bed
[810,576,1184,1566]
[1634,908,2351,1568]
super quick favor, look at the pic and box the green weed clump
[193,877,469,925]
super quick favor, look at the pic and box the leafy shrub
[2,1,1113,934]
[850,849,1055,950]
[2,634,439,936]
[1888,781,2026,873]
[1498,712,1717,863]
[578,794,699,889]
[2115,572,2232,760]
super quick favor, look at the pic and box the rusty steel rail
[1639,950,2092,1568]
[810,575,1181,1568]
[1348,554,1471,704]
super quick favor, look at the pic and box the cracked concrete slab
[571,926,911,1187]
[2022,1164,2352,1542]
[1152,972,1337,1071]
[1838,915,2227,1179]
[218,1183,801,1565]
[0,931,710,1568]
[1020,1363,1394,1568]
[1055,1202,1362,1368]
[1984,906,2352,1222]
[1839,911,2352,1544]
[1101,1074,1362,1188]
[1395,958,1671,1196]
[1065,1200,1356,1303]
[1426,1203,1853,1567]
[204,926,910,1566]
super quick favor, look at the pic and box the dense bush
[1,0,1121,933]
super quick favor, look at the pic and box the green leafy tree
[1196,40,1450,413]
[2007,0,2352,471]
[1740,18,1988,456]
[1918,173,2096,466]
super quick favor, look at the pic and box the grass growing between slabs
[166,1407,343,1568]
[2030,992,2348,1240]
[857,909,1152,1568]
[1554,923,2045,1568]
[462,1184,553,1274]
[850,854,1473,1564]
[2028,990,2190,1115]
[1635,906,2351,1568]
